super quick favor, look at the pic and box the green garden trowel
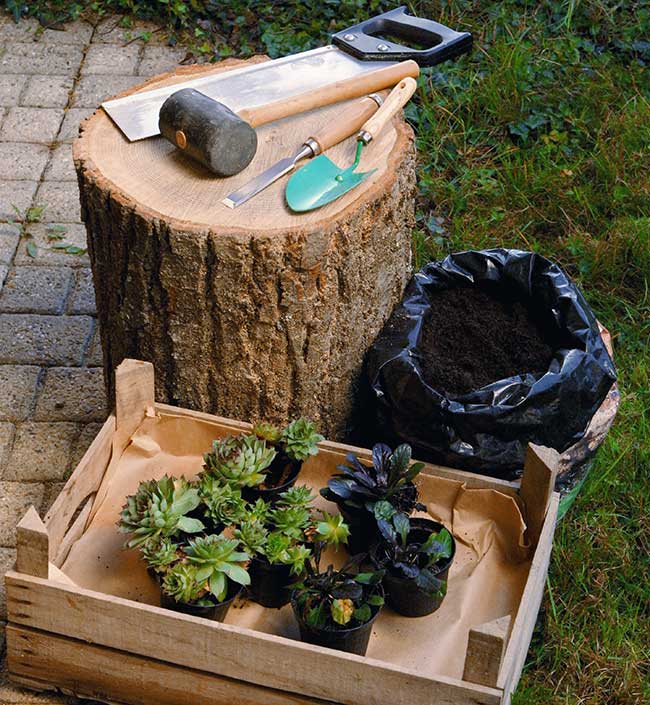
[286,77,418,212]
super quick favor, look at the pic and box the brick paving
[0,11,187,702]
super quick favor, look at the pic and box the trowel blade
[285,155,376,212]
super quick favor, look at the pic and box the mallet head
[159,88,258,177]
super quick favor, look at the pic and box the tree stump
[73,58,416,439]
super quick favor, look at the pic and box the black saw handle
[332,6,472,66]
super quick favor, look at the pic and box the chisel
[222,93,385,209]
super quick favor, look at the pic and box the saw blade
[102,46,397,142]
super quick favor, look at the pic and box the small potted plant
[235,486,350,608]
[291,554,385,656]
[197,475,247,534]
[160,534,250,621]
[202,433,277,489]
[249,419,324,503]
[140,536,180,583]
[369,504,455,617]
[321,443,425,553]
[117,475,205,549]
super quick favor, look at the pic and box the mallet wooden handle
[308,92,386,154]
[359,77,418,143]
[239,60,419,128]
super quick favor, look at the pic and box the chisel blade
[222,157,298,209]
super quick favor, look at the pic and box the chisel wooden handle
[239,60,419,128]
[359,77,418,142]
[308,92,386,154]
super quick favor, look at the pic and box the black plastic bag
[367,249,617,480]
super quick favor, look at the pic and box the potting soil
[420,286,555,396]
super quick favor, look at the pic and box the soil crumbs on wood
[419,286,555,396]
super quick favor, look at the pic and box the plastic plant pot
[242,453,301,504]
[160,581,242,622]
[248,556,295,608]
[147,566,162,584]
[383,518,455,618]
[337,502,381,555]
[290,591,383,656]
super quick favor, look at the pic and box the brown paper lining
[62,411,531,680]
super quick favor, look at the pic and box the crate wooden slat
[6,625,336,705]
[5,359,559,705]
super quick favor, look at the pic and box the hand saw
[102,6,472,142]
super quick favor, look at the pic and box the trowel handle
[308,92,387,154]
[358,77,418,143]
[240,60,418,128]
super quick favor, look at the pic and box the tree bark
[74,58,416,439]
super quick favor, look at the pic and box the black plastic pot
[290,592,382,656]
[160,581,242,622]
[147,566,161,584]
[383,518,455,618]
[248,556,294,608]
[338,502,380,555]
[242,452,301,505]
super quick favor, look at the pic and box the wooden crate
[5,360,559,705]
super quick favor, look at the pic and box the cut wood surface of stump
[73,57,417,438]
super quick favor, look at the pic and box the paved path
[0,11,187,702]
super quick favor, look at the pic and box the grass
[408,5,649,703]
[8,1,650,703]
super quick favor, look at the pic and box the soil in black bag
[420,286,556,396]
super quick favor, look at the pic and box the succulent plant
[252,421,282,443]
[269,505,311,540]
[118,475,204,549]
[184,534,250,602]
[293,559,384,629]
[280,418,323,461]
[284,544,312,575]
[141,536,179,574]
[262,531,292,565]
[198,475,247,525]
[276,485,314,508]
[246,497,272,523]
[234,519,268,555]
[203,434,276,488]
[315,511,350,548]
[231,486,346,576]
[322,443,424,515]
[162,563,204,605]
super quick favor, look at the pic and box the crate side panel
[498,493,559,701]
[154,404,521,497]
[5,573,501,705]
[6,624,330,705]
[45,413,115,559]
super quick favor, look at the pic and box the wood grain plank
[5,572,501,705]
[520,444,559,546]
[114,359,155,442]
[6,624,334,705]
[497,494,559,703]
[15,507,49,579]
[463,616,511,688]
[51,496,94,567]
[44,414,114,558]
